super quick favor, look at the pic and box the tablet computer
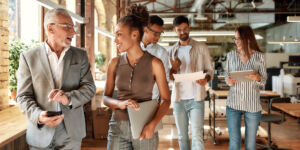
[229,70,256,82]
[127,100,163,139]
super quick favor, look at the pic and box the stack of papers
[173,71,206,82]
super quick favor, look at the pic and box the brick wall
[0,0,9,110]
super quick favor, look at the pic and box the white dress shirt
[44,42,70,110]
[140,42,169,100]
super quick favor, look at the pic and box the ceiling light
[163,31,263,39]
[95,27,115,39]
[157,42,170,47]
[207,45,220,48]
[150,12,197,16]
[255,34,263,40]
[251,1,257,8]
[267,41,300,44]
[34,0,86,24]
[161,37,206,42]
[195,15,208,21]
[163,31,235,36]
[287,16,300,22]
[162,18,173,25]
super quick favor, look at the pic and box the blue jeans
[173,99,205,150]
[107,120,159,150]
[226,106,261,150]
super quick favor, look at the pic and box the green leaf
[8,39,41,92]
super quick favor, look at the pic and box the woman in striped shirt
[225,25,267,150]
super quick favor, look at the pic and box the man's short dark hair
[173,15,189,27]
[149,15,164,26]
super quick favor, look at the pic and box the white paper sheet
[173,71,206,82]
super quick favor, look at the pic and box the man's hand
[170,57,181,72]
[169,51,181,80]
[38,111,64,127]
[196,78,207,86]
[48,89,70,105]
[118,99,140,111]
[170,53,181,72]
[139,122,156,140]
[196,75,210,86]
[169,69,177,81]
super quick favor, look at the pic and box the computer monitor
[288,55,300,66]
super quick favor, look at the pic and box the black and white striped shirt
[224,50,267,112]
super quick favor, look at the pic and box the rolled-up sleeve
[255,53,267,88]
[202,45,214,80]
[224,53,230,85]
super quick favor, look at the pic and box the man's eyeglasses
[50,23,78,32]
[147,26,163,36]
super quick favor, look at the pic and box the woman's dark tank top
[112,51,155,120]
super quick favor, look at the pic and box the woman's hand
[246,72,261,82]
[228,77,237,85]
[118,99,140,110]
[139,122,156,140]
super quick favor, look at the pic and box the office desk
[272,103,300,118]
[209,90,280,144]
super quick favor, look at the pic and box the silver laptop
[127,100,163,139]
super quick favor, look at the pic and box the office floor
[82,103,300,150]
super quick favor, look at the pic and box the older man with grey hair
[17,8,96,150]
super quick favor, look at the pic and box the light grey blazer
[17,44,96,148]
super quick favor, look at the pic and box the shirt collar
[140,42,154,51]
[44,41,70,55]
[174,38,195,48]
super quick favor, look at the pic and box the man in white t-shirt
[169,16,214,150]
[141,15,169,100]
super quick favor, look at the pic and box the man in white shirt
[169,16,214,150]
[17,8,96,150]
[141,15,169,100]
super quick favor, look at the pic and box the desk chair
[257,97,290,150]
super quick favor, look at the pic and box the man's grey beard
[179,34,189,41]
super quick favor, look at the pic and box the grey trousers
[29,123,82,150]
[107,120,159,150]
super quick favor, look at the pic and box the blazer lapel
[39,44,55,89]
[60,48,73,89]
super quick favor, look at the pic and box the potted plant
[9,40,40,100]
[95,51,106,71]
